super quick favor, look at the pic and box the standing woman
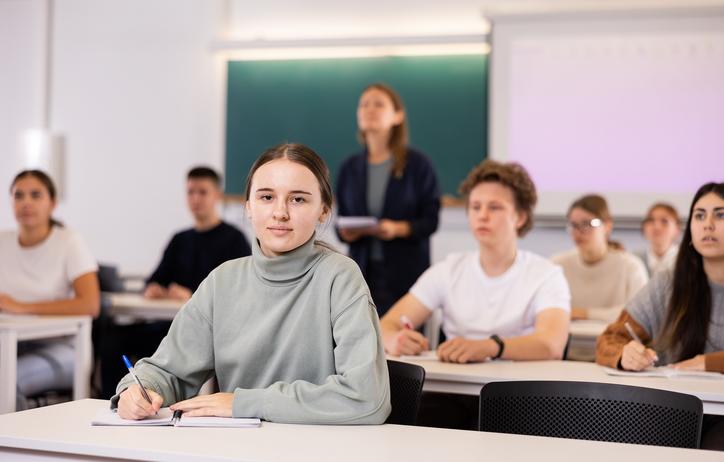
[0,170,100,409]
[597,182,724,450]
[115,144,390,424]
[638,202,681,276]
[552,194,648,322]
[336,83,441,317]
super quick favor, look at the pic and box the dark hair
[458,159,537,237]
[10,170,63,228]
[641,202,680,232]
[658,182,724,361]
[568,194,623,250]
[244,143,333,212]
[357,83,409,179]
[187,166,222,188]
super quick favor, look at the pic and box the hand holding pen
[117,355,164,420]
[620,322,659,371]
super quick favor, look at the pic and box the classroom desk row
[0,399,721,462]
[393,357,724,416]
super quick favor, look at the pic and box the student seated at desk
[0,170,100,410]
[636,202,681,277]
[381,160,570,363]
[552,194,648,322]
[113,143,390,424]
[380,160,569,430]
[596,182,724,450]
[100,166,251,398]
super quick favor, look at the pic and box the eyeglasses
[566,218,603,233]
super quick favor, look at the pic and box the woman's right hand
[117,384,164,420]
[384,329,429,356]
[620,340,658,371]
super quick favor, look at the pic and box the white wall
[0,0,47,229]
[47,0,226,274]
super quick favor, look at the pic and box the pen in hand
[400,315,414,330]
[122,354,154,405]
[624,322,659,365]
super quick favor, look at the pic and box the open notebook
[601,366,724,380]
[91,407,261,428]
[399,350,439,361]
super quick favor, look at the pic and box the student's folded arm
[145,236,178,287]
[595,311,651,369]
[501,308,569,360]
[232,268,391,425]
[110,279,216,409]
[704,351,724,373]
[21,271,100,317]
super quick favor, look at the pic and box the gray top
[627,269,724,365]
[112,236,391,425]
[367,158,391,261]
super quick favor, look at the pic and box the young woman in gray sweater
[114,143,391,424]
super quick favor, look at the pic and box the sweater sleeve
[110,276,216,408]
[146,235,178,287]
[407,154,440,240]
[704,351,724,373]
[596,310,652,368]
[231,262,391,425]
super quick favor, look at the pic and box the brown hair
[244,143,333,212]
[567,194,622,250]
[658,182,724,361]
[10,170,63,228]
[641,202,680,232]
[188,166,222,189]
[357,83,409,178]
[459,159,537,237]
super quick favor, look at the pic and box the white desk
[395,358,724,416]
[0,399,720,462]
[568,319,608,361]
[106,293,183,321]
[0,314,92,414]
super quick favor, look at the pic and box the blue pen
[122,355,153,404]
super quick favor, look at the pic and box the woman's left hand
[671,355,706,371]
[169,392,234,417]
[0,294,25,314]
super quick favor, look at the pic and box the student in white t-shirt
[0,170,99,409]
[380,160,570,364]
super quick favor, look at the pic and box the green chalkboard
[224,55,487,196]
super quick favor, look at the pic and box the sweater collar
[251,234,323,283]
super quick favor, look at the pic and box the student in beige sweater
[552,194,648,322]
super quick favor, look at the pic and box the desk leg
[0,330,18,414]
[72,318,92,400]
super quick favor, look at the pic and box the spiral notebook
[91,407,261,428]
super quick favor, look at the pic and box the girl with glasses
[552,194,648,322]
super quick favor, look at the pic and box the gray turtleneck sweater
[112,237,391,424]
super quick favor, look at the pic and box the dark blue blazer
[336,148,441,297]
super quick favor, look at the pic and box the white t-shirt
[410,250,571,340]
[0,227,98,302]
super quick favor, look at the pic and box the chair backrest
[386,360,425,425]
[479,380,702,448]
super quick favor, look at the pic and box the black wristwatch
[490,334,505,360]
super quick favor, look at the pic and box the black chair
[562,333,571,360]
[386,360,425,425]
[479,380,702,448]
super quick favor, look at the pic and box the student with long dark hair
[552,194,648,322]
[0,170,100,409]
[336,83,441,317]
[114,144,390,424]
[597,182,724,450]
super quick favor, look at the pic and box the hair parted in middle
[243,142,334,211]
[458,159,537,237]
